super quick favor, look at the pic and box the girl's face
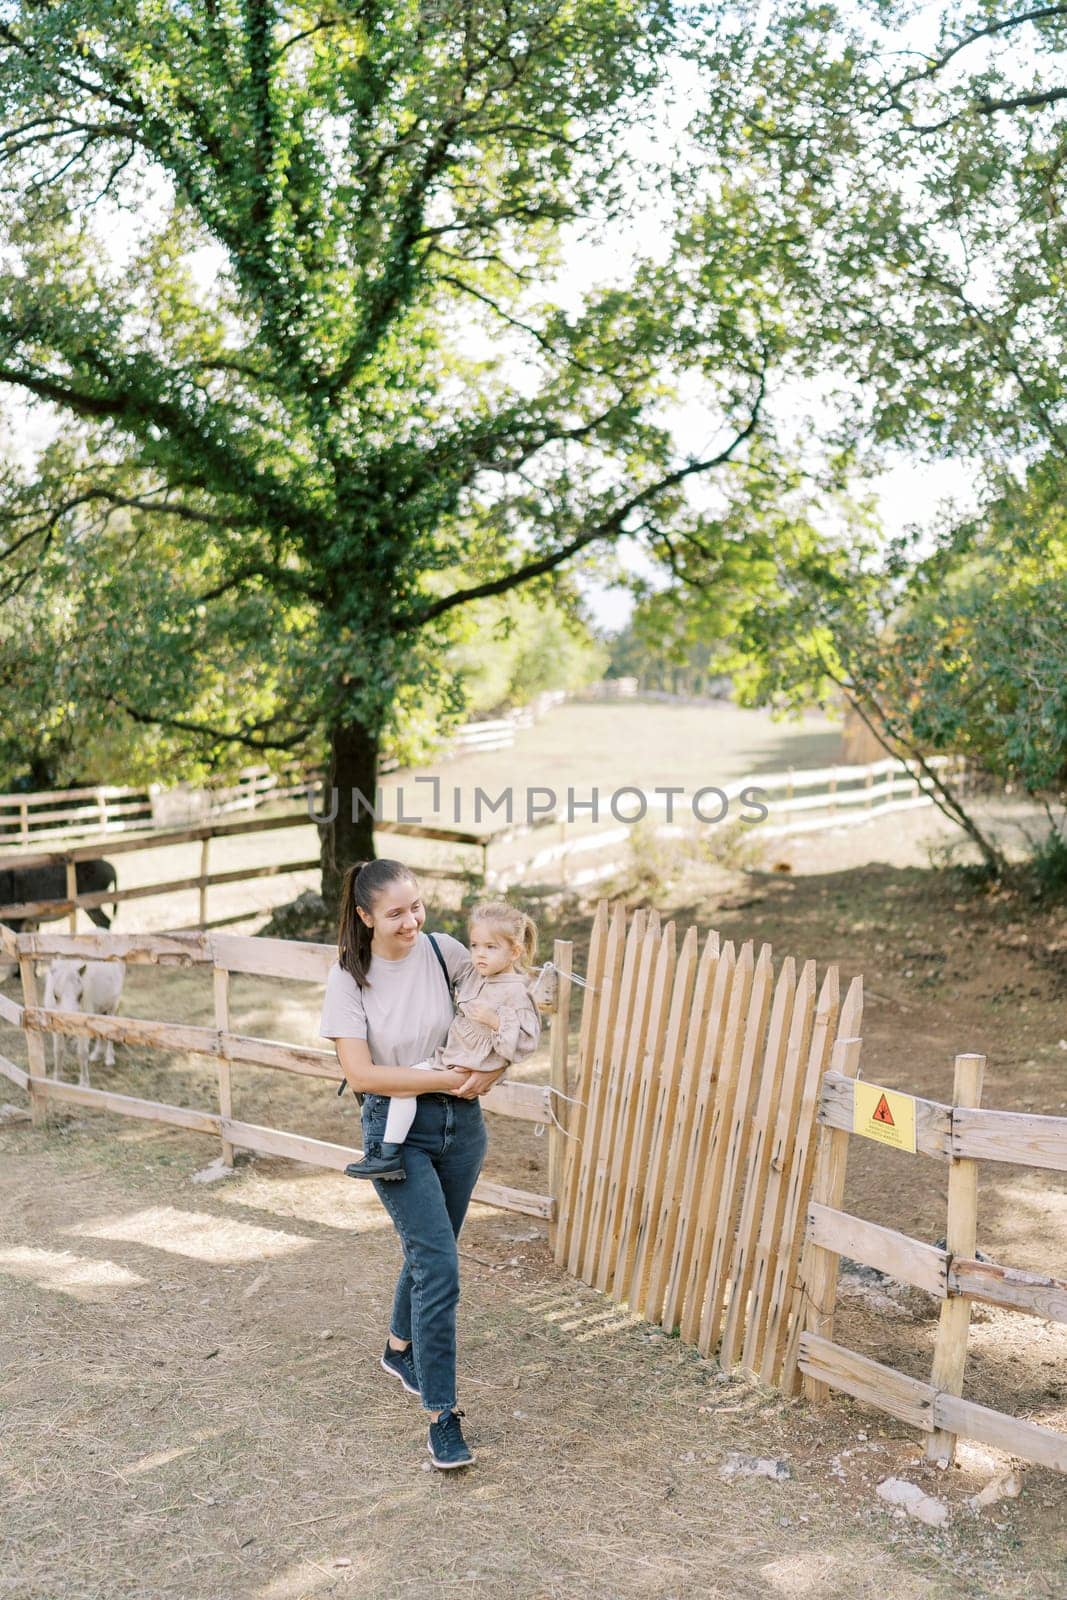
[469,922,521,977]
[358,876,425,954]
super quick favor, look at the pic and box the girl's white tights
[382,1061,435,1145]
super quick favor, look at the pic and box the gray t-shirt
[317,931,469,1065]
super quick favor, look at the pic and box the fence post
[96,787,108,833]
[547,939,573,1252]
[799,1034,863,1402]
[213,962,236,1167]
[198,836,211,928]
[18,950,49,1127]
[925,1052,985,1465]
[19,799,28,844]
[65,857,78,933]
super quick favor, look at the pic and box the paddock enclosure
[1,900,1064,1478]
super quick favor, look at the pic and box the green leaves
[3,0,795,786]
[690,0,1067,460]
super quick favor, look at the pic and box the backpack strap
[426,931,456,999]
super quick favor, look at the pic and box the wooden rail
[0,763,315,846]
[0,924,561,1221]
[797,1052,1067,1472]
[818,1070,951,1158]
[0,809,489,933]
[799,1335,1067,1474]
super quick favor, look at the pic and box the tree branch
[103,693,313,753]
[884,6,1067,99]
[435,271,606,376]
[400,374,766,629]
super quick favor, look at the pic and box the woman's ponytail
[520,913,538,969]
[337,858,417,987]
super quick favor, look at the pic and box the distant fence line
[0,690,570,848]
[486,754,969,890]
[0,811,492,935]
[0,755,968,932]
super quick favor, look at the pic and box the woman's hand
[464,1001,500,1029]
[449,1065,507,1100]
[433,1068,476,1095]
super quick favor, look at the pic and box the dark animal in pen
[0,860,119,931]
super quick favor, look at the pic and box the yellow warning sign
[853,1081,917,1152]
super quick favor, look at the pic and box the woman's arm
[334,1037,470,1097]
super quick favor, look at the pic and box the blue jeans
[361,1090,488,1413]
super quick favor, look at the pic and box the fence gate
[553,901,862,1389]
[796,1049,1067,1472]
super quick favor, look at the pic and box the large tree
[0,0,790,905]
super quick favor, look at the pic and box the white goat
[41,958,125,1087]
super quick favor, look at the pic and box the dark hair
[338,858,419,988]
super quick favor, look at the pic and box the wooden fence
[551,901,863,1389]
[0,692,570,848]
[2,898,1064,1476]
[0,920,565,1222]
[796,1048,1067,1472]
[0,755,969,935]
[0,811,493,935]
[0,763,316,846]
[488,755,968,890]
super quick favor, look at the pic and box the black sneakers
[380,1341,419,1395]
[344,1142,405,1181]
[427,1407,474,1470]
[380,1344,473,1467]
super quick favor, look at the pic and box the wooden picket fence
[796,1047,1067,1473]
[552,901,862,1390]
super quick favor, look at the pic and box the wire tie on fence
[533,1084,587,1140]
[536,960,597,992]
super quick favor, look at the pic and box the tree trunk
[319,718,380,915]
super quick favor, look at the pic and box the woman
[318,858,504,1471]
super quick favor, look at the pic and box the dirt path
[3,797,1066,1599]
[1,1113,1063,1600]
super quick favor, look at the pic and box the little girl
[345,900,542,1182]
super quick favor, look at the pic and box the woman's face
[358,875,425,953]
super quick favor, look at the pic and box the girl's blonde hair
[469,900,537,969]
